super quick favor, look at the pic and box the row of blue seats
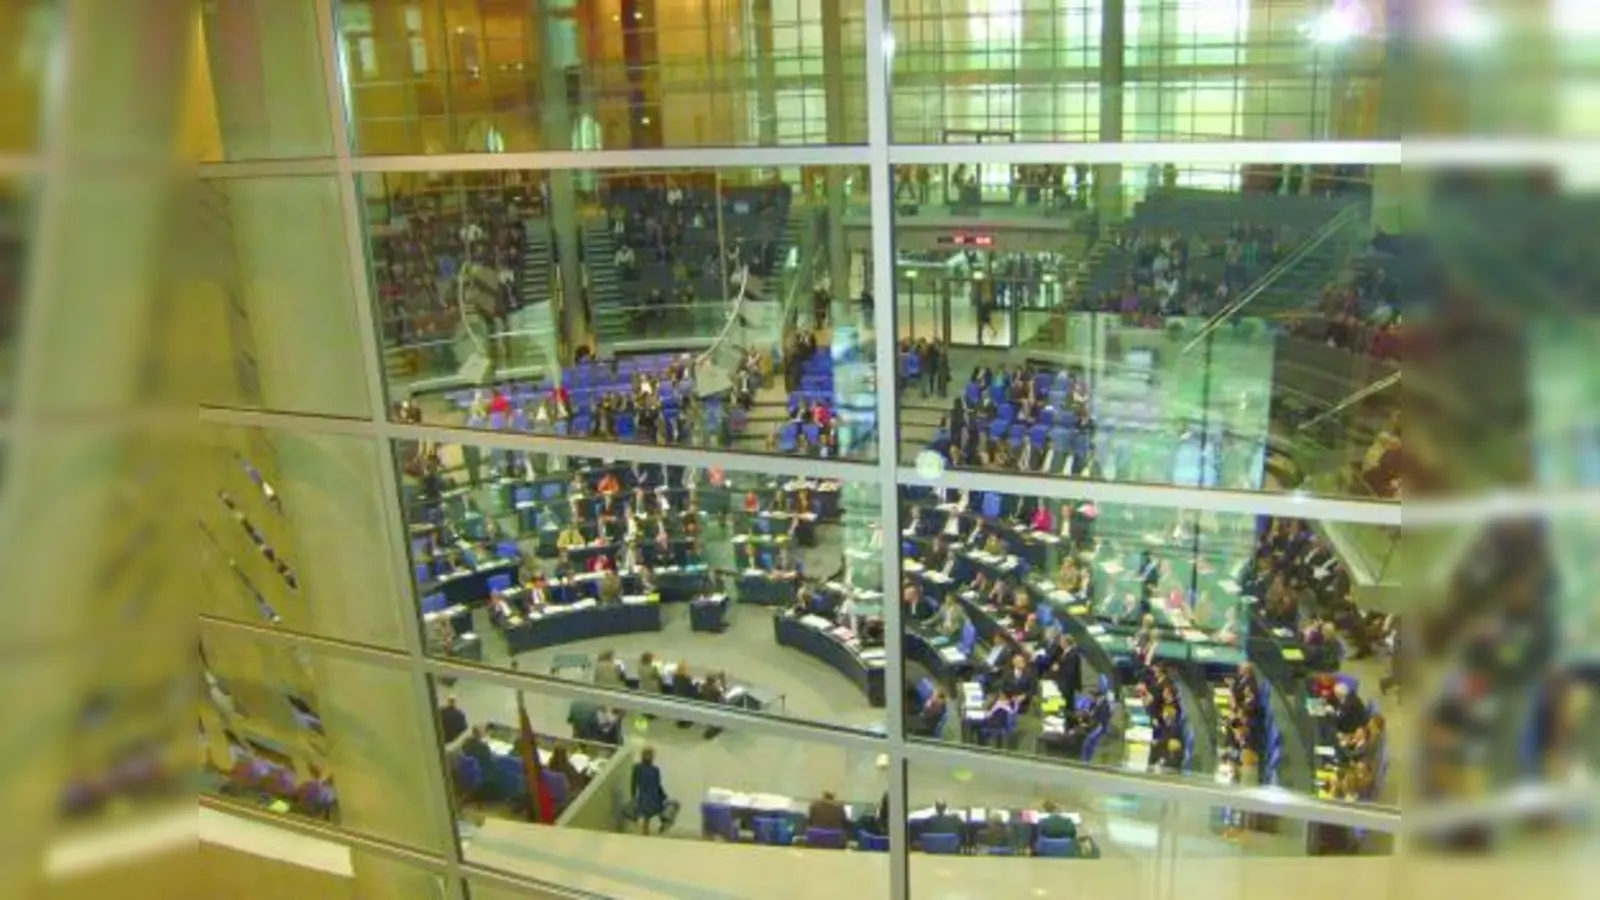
[701,804,1090,857]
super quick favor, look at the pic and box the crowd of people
[372,184,533,352]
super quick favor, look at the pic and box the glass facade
[168,2,1600,899]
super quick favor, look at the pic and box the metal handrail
[1296,370,1401,433]
[1181,202,1365,355]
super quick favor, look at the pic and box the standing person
[461,441,483,489]
[630,746,669,835]
[934,338,951,397]
[920,339,938,398]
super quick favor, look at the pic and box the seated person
[924,801,965,838]
[1028,500,1054,532]
[982,531,1008,557]
[924,536,953,573]
[1037,800,1078,840]
[1152,705,1183,747]
[834,590,861,633]
[909,690,948,737]
[1016,612,1044,645]
[975,812,1011,851]
[556,522,586,557]
[598,568,624,604]
[1132,613,1160,666]
[593,649,627,689]
[636,652,665,693]
[807,791,849,832]
[1150,737,1185,773]
[934,595,969,639]
[1332,681,1371,738]
[596,471,621,495]
[1004,589,1034,630]
[487,590,518,624]
[524,573,552,611]
[902,582,935,621]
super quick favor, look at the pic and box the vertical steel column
[311,3,464,896]
[864,3,908,900]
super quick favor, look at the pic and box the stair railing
[1181,202,1366,355]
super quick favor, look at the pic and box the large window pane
[897,482,1403,810]
[889,0,1397,143]
[891,161,1415,501]
[442,674,889,898]
[194,176,374,419]
[199,424,415,651]
[199,627,454,853]
[338,0,867,154]
[367,165,881,463]
[403,441,887,734]
[904,760,1394,900]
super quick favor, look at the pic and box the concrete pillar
[202,0,336,159]
[1095,0,1126,235]
[821,0,850,305]
[214,177,376,417]
[535,4,589,360]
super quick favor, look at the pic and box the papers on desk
[904,559,924,573]
[1126,726,1155,744]
[1042,715,1065,734]
[860,648,886,663]
[1085,623,1107,636]
[1100,560,1125,575]
[1179,629,1208,643]
[939,646,967,664]
[1315,745,1338,760]
[1219,579,1241,595]
[621,594,656,605]
[487,739,514,757]
[1142,532,1165,546]
[569,598,598,610]
[800,614,834,631]
[1281,647,1306,662]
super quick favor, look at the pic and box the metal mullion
[889,140,1404,166]
[198,610,891,756]
[200,798,453,876]
[898,464,1404,526]
[196,405,885,485]
[896,741,1401,833]
[312,0,464,881]
[864,3,908,900]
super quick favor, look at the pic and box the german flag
[516,689,557,824]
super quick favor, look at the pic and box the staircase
[1245,206,1370,317]
[583,222,629,344]
[518,220,553,310]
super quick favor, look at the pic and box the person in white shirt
[836,594,860,633]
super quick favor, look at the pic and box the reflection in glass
[406,440,886,732]
[890,0,1395,143]
[893,163,1405,500]
[443,675,889,898]
[337,0,868,154]
[370,166,880,461]
[898,483,1400,810]
[904,760,1392,897]
[199,628,450,851]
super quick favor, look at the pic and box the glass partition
[403,439,888,734]
[336,0,869,154]
[889,0,1398,144]
[896,483,1402,810]
[891,161,1405,501]
[367,164,881,462]
[444,674,889,899]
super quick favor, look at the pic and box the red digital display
[940,234,995,247]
